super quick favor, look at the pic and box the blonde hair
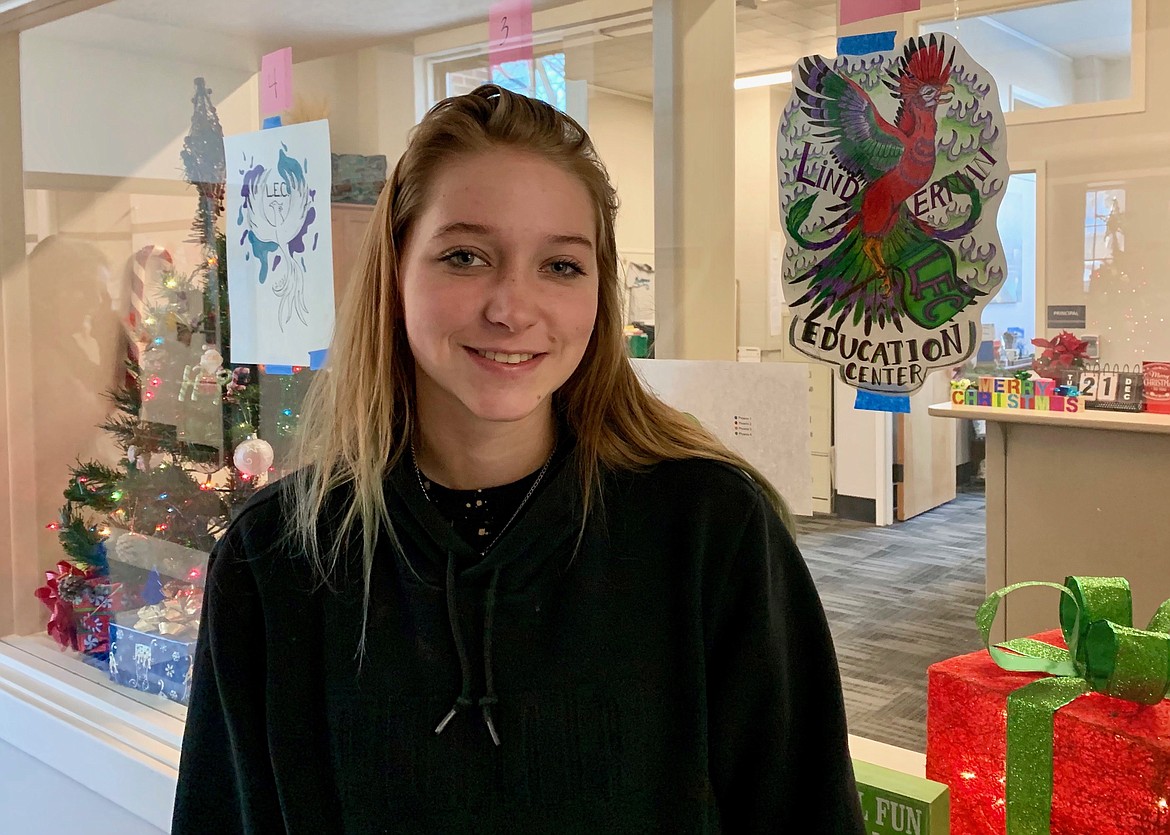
[288,85,793,641]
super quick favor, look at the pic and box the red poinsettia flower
[1031,331,1090,379]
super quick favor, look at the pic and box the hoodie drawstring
[435,550,474,736]
[479,568,502,746]
[434,552,504,747]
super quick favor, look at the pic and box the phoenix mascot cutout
[779,34,1008,395]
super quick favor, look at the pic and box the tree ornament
[199,347,224,375]
[125,445,151,471]
[233,437,274,477]
[179,347,232,402]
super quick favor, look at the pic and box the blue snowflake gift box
[108,601,200,705]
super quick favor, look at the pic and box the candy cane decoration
[127,245,173,353]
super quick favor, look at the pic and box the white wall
[735,86,771,349]
[295,47,416,161]
[0,739,163,835]
[1100,56,1131,100]
[356,47,417,166]
[22,33,417,181]
[21,34,257,179]
[1074,55,1131,103]
[585,90,654,255]
[293,51,361,154]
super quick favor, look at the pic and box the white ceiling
[985,0,1130,60]
[735,0,837,76]
[576,0,838,98]
[31,0,1136,97]
[35,0,577,64]
[34,0,836,96]
[921,0,1131,62]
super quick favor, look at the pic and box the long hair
[288,85,793,646]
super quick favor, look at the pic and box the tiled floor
[796,491,987,753]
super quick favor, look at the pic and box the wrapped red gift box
[927,630,1170,834]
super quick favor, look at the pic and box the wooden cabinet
[331,203,377,309]
[931,403,1170,641]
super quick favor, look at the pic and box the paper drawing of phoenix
[782,34,996,335]
[236,144,319,331]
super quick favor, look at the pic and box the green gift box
[928,576,1170,834]
[854,759,949,834]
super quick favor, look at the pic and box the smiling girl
[173,85,863,834]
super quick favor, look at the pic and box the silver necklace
[412,440,557,556]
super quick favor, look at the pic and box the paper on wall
[777,34,1009,396]
[838,0,920,27]
[260,47,293,116]
[224,120,335,366]
[489,0,533,68]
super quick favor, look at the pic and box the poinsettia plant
[1031,331,1090,379]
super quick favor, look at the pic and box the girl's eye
[547,259,586,278]
[440,249,487,268]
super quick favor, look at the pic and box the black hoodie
[172,443,865,834]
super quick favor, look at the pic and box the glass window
[987,172,1039,349]
[6,0,658,716]
[10,21,332,713]
[3,0,1170,775]
[920,0,1136,115]
[445,52,569,111]
[429,12,655,349]
[495,53,568,109]
[1084,185,1126,290]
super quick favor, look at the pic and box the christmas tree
[58,77,263,557]
[35,78,307,667]
[1086,194,1163,358]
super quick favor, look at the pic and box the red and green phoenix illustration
[779,34,1008,394]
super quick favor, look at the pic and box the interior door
[895,370,957,521]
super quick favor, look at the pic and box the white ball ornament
[233,437,274,477]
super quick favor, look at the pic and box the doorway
[894,169,1041,518]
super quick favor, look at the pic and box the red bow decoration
[1031,331,1090,379]
[33,561,96,651]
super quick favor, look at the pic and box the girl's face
[400,148,600,431]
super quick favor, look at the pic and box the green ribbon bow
[977,576,1170,834]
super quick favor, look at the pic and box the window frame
[414,8,652,117]
[906,0,1148,126]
